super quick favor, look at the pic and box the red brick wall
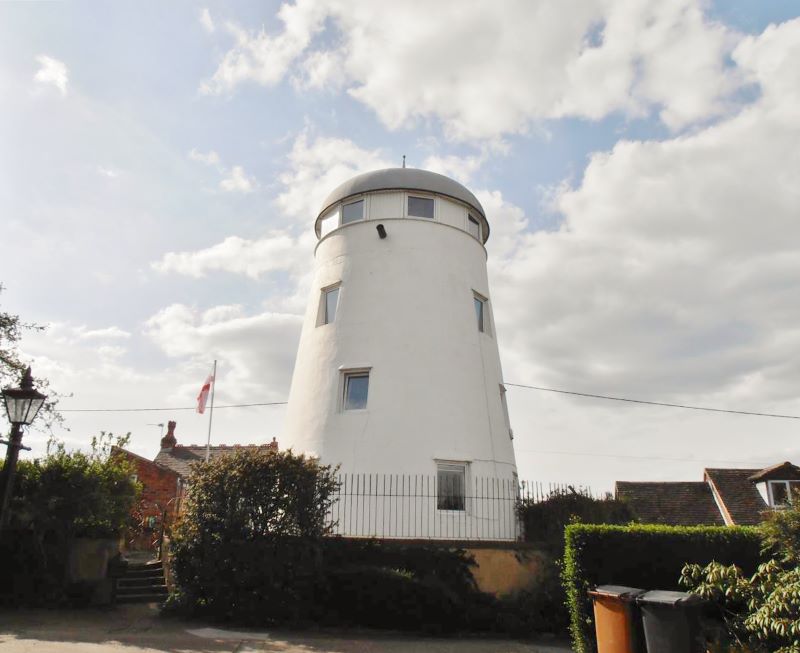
[112,448,181,521]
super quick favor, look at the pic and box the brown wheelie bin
[588,585,647,653]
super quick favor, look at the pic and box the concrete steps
[113,560,168,604]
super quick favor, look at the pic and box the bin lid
[637,590,703,606]
[588,585,646,600]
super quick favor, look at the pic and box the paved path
[0,604,572,652]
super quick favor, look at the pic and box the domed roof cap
[318,168,486,220]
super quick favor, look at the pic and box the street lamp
[0,367,47,532]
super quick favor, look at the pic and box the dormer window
[769,480,800,507]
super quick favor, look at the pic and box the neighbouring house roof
[154,442,277,479]
[616,481,725,526]
[748,461,800,483]
[704,468,768,526]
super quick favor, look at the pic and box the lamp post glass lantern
[2,368,47,426]
[0,367,47,532]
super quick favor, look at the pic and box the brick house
[113,420,278,548]
[615,461,800,526]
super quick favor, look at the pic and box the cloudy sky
[1,0,799,490]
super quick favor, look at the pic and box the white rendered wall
[284,195,518,538]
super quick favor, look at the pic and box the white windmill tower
[283,168,519,539]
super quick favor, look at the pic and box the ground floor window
[437,462,467,511]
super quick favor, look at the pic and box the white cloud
[202,0,742,139]
[276,131,393,221]
[490,18,800,409]
[188,148,221,166]
[200,0,326,94]
[145,303,302,403]
[153,233,302,280]
[33,54,69,96]
[220,165,256,193]
[96,166,118,178]
[199,7,215,33]
[422,153,485,185]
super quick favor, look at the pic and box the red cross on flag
[196,373,215,414]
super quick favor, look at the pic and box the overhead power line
[504,383,800,420]
[60,401,288,413]
[515,448,776,466]
[56,383,798,420]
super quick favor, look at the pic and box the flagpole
[204,359,217,462]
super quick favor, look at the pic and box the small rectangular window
[437,463,466,511]
[324,287,339,324]
[343,371,369,410]
[474,294,485,333]
[408,196,434,219]
[468,215,481,240]
[319,209,338,237]
[341,199,364,225]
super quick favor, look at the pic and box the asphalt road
[0,604,572,652]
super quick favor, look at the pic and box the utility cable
[504,383,800,420]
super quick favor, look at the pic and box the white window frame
[467,214,481,240]
[768,480,800,507]
[406,193,436,220]
[341,368,370,412]
[473,291,490,335]
[316,283,341,327]
[341,197,365,226]
[436,460,469,512]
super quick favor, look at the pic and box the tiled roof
[154,442,276,479]
[748,461,800,482]
[616,481,725,526]
[705,468,768,526]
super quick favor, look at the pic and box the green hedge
[563,523,764,653]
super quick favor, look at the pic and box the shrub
[519,487,635,553]
[169,448,338,623]
[0,433,139,606]
[563,523,763,653]
[681,498,800,652]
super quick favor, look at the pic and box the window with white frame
[341,199,364,225]
[437,462,467,511]
[467,214,481,240]
[408,195,434,219]
[317,284,340,326]
[319,208,339,237]
[473,292,487,333]
[342,370,369,410]
[769,480,800,507]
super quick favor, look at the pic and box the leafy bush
[514,488,636,637]
[681,498,800,652]
[519,487,635,553]
[0,432,139,605]
[168,448,339,623]
[563,523,763,653]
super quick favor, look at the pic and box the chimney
[160,420,177,451]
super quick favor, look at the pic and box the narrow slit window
[341,199,364,225]
[408,196,434,219]
[437,463,466,511]
[474,294,486,333]
[467,215,481,240]
[343,371,369,410]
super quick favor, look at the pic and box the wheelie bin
[636,590,706,653]
[588,585,647,653]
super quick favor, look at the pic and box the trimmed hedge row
[563,523,764,653]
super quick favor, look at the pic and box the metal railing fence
[326,473,595,541]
